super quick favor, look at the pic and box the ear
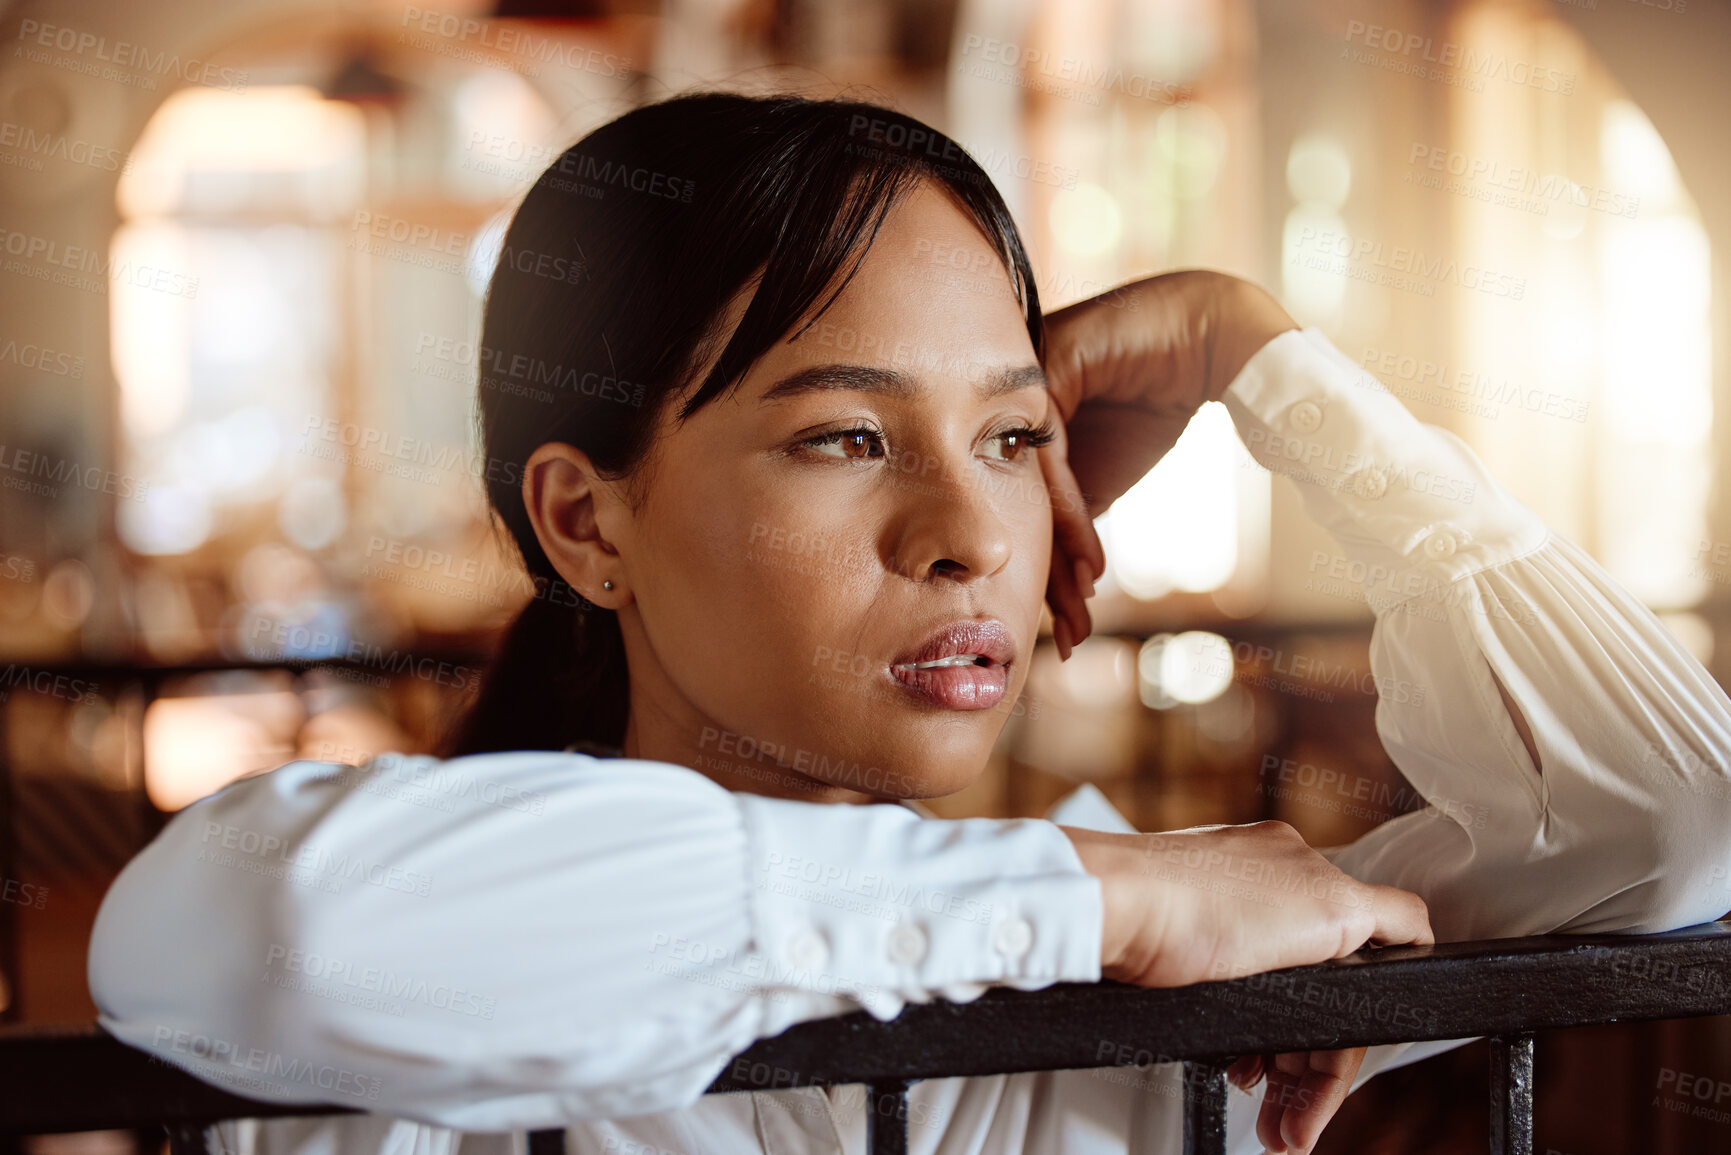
[521,442,631,608]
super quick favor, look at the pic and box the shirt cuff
[733,794,1103,1020]
[1219,327,1548,611]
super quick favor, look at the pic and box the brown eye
[984,424,1055,463]
[805,427,885,460]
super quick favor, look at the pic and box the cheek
[1003,482,1053,687]
[643,472,877,667]
[1000,475,1054,593]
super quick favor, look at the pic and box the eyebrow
[759,362,1048,404]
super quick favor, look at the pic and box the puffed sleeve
[1213,328,1731,1151]
[87,751,1102,1132]
[1219,327,1731,939]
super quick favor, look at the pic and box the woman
[89,93,1731,1155]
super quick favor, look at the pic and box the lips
[889,619,1015,710]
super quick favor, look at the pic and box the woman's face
[594,182,1054,802]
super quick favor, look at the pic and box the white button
[1349,468,1388,500]
[786,929,829,971]
[1423,531,1458,560]
[992,917,1034,959]
[886,923,928,965]
[1289,401,1324,434]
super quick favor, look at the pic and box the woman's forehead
[776,189,1032,363]
[661,182,1035,424]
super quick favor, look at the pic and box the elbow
[85,799,325,1069]
[85,837,229,1034]
[87,863,148,1027]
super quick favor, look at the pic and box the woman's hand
[1225,1046,1372,1155]
[1060,820,1433,1153]
[1038,271,1299,658]
[1035,404,1106,660]
[1041,274,1356,1147]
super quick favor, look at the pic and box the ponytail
[440,581,629,757]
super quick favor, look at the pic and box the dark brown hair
[442,92,1043,756]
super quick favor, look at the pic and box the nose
[887,458,1015,584]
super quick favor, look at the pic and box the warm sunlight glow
[1139,631,1234,708]
[109,223,194,440]
[118,86,365,220]
[1098,403,1240,597]
[1594,100,1712,607]
[143,692,302,811]
[1049,182,1124,257]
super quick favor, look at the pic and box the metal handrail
[3,923,1729,1154]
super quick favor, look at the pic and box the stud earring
[602,580,614,591]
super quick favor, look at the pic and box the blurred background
[1,0,1728,1150]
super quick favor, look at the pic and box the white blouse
[87,328,1731,1155]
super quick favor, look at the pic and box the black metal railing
[2,923,1730,1155]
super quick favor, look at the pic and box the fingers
[1040,413,1106,574]
[1254,1052,1301,1152]
[1040,493,1079,662]
[1255,1047,1366,1154]
[1365,883,1434,948]
[1043,539,1081,662]
[1225,1053,1265,1091]
[1037,301,1093,423]
[1038,417,1102,662]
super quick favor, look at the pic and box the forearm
[89,753,1104,1129]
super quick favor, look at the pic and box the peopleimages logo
[0,340,84,378]
[1195,639,1427,706]
[398,6,631,79]
[1291,226,1526,300]
[0,663,101,706]
[149,1026,380,1100]
[0,446,150,502]
[0,122,131,172]
[198,821,435,897]
[263,944,498,1020]
[956,35,1192,104]
[1341,20,1575,94]
[0,227,199,298]
[15,20,248,91]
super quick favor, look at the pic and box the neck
[620,708,883,806]
[616,611,883,806]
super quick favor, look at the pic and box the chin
[898,767,987,801]
[852,727,999,801]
